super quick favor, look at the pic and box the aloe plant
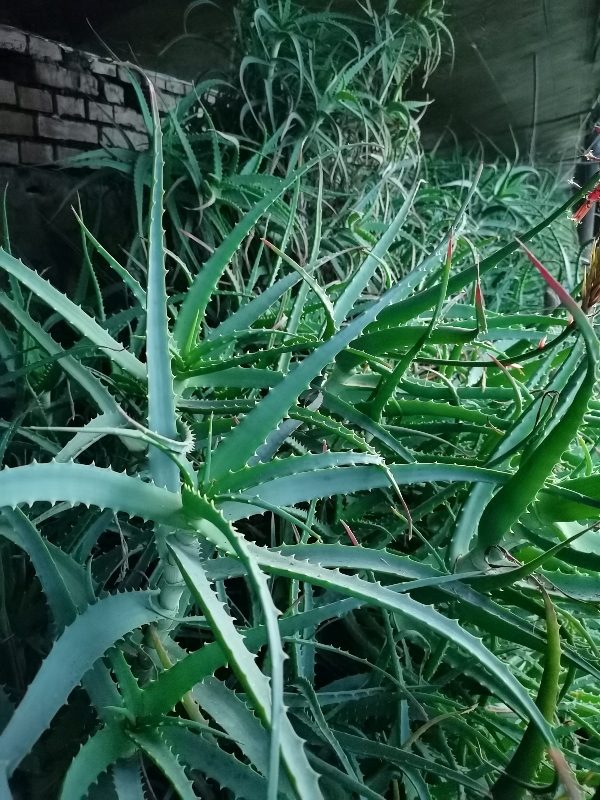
[2,1,600,797]
[2,75,600,795]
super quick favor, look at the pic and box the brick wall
[0,25,192,166]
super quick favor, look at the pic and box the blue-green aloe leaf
[162,727,271,800]
[0,591,161,776]
[145,83,179,492]
[173,161,314,351]
[127,730,197,800]
[169,540,324,800]
[61,725,135,800]
[0,462,183,526]
[0,251,145,381]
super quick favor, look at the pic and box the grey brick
[38,115,98,143]
[0,80,16,105]
[147,72,167,91]
[101,126,148,150]
[29,35,62,61]
[78,72,98,96]
[101,127,127,148]
[20,141,54,164]
[87,101,114,122]
[165,78,189,95]
[56,145,85,160]
[104,82,124,104]
[0,110,34,136]
[156,92,178,113]
[0,139,19,164]
[18,87,53,113]
[89,58,117,78]
[57,95,85,118]
[0,26,26,54]
[35,62,79,91]
[114,106,145,130]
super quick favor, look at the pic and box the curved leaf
[174,162,313,350]
[127,729,196,800]
[0,462,183,525]
[0,591,161,775]
[218,463,507,520]
[163,727,271,800]
[0,249,145,381]
[61,725,135,800]
[333,180,419,324]
[170,540,324,800]
[0,291,118,415]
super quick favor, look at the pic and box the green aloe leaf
[211,452,383,495]
[208,262,502,483]
[0,462,183,526]
[537,473,600,521]
[0,250,145,381]
[174,162,313,350]
[333,181,417,324]
[217,463,507,520]
[112,759,145,800]
[72,208,146,309]
[230,547,557,745]
[0,291,118,415]
[61,725,135,800]
[0,508,76,631]
[169,539,324,800]
[191,676,292,793]
[127,729,197,800]
[491,592,565,799]
[449,342,584,564]
[472,246,600,562]
[146,84,180,492]
[0,591,161,776]
[366,171,600,334]
[162,727,272,800]
[334,730,492,793]
[321,390,414,461]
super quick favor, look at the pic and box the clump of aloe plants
[1,94,600,797]
[2,2,600,799]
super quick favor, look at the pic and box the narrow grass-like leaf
[73,208,146,308]
[368,171,600,333]
[334,180,419,324]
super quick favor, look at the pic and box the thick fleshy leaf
[0,591,161,775]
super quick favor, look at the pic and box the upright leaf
[145,84,179,492]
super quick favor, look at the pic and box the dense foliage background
[1,2,600,799]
